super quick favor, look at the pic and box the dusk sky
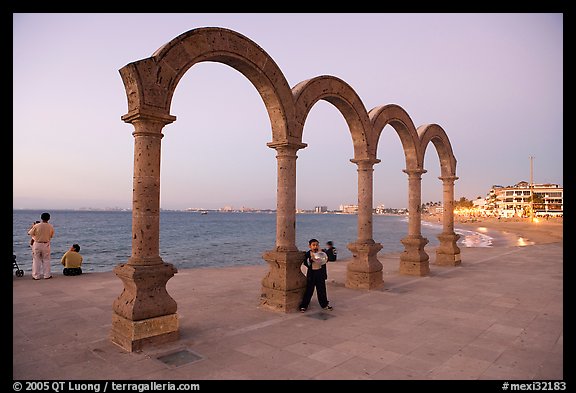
[13,13,563,211]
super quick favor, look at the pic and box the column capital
[403,168,427,178]
[121,110,177,125]
[350,158,381,169]
[266,141,308,155]
[438,175,459,183]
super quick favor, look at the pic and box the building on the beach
[339,204,359,214]
[314,206,328,213]
[375,204,386,214]
[486,181,563,217]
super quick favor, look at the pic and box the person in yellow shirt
[61,244,83,276]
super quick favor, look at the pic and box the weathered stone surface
[400,235,430,276]
[436,233,462,266]
[112,263,178,320]
[260,250,306,312]
[110,313,178,352]
[346,242,383,289]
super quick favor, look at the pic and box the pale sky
[13,13,563,210]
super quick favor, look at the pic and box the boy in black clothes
[299,238,333,312]
[323,241,337,262]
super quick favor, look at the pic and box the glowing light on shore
[476,227,488,232]
[516,237,533,246]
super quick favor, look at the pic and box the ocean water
[12,210,491,274]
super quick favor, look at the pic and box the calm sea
[12,210,492,274]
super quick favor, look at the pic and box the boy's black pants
[299,269,329,309]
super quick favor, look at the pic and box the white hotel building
[485,181,563,217]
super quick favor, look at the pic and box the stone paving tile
[202,369,252,380]
[356,347,403,365]
[322,325,364,340]
[257,348,305,368]
[225,357,306,380]
[512,330,561,353]
[112,357,170,379]
[429,353,492,379]
[158,357,221,379]
[407,344,456,364]
[13,359,63,380]
[456,343,505,363]
[532,356,564,380]
[284,356,335,377]
[234,341,277,357]
[551,334,563,355]
[428,366,484,380]
[468,335,514,354]
[370,364,430,380]
[283,340,328,356]
[308,347,355,366]
[477,363,535,380]
[492,347,555,375]
[387,354,439,374]
[255,331,314,348]
[13,343,49,366]
[59,356,128,380]
[337,355,389,376]
[486,323,526,336]
[330,340,379,356]
[525,316,563,336]
[313,366,372,380]
[199,348,255,368]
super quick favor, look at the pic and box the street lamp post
[530,155,535,223]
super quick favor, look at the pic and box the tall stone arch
[291,75,383,289]
[112,27,303,352]
[418,124,461,266]
[370,104,431,276]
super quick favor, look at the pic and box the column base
[399,235,430,276]
[110,312,179,352]
[260,250,306,313]
[112,262,178,320]
[435,233,462,266]
[346,242,384,290]
[111,262,178,352]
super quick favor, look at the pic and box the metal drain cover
[306,312,335,320]
[157,349,202,367]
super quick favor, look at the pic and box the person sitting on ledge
[61,244,83,276]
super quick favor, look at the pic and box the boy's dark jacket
[303,250,328,280]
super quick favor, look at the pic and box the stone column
[260,141,307,312]
[110,112,179,352]
[436,175,461,266]
[399,169,430,276]
[346,158,383,290]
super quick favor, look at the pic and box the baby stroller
[13,254,24,277]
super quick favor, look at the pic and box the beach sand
[423,214,563,246]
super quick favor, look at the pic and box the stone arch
[417,123,457,177]
[369,104,420,170]
[370,104,429,276]
[291,76,383,289]
[417,124,461,267]
[119,27,296,144]
[292,75,371,160]
[113,27,304,351]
